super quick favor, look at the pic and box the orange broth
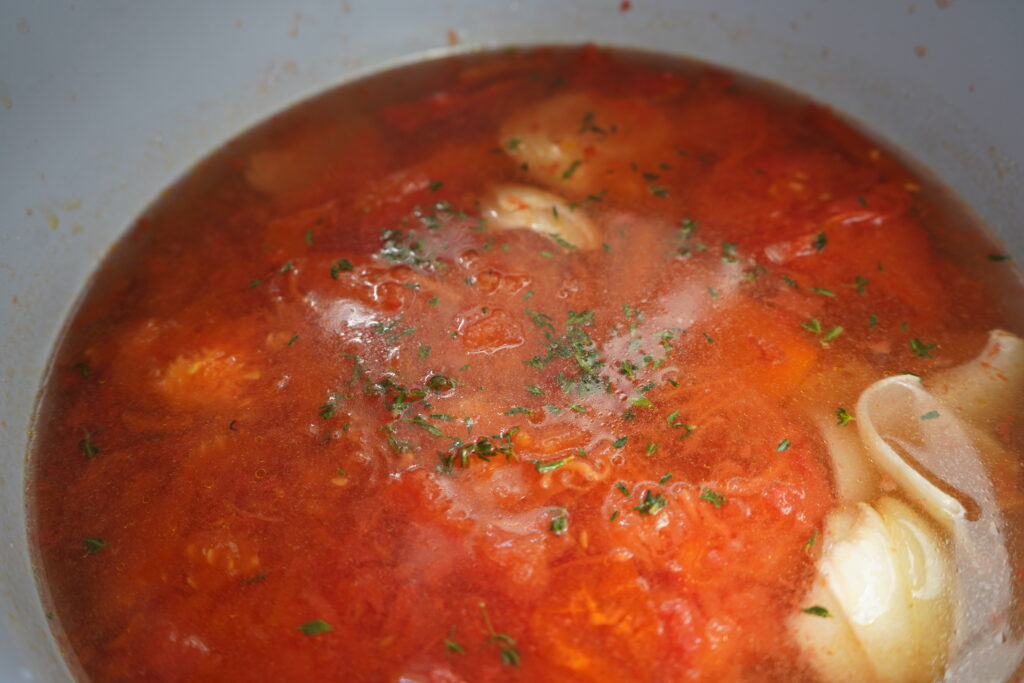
[29,46,1022,681]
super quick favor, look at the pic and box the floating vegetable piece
[929,329,1024,424]
[790,497,953,683]
[484,184,600,250]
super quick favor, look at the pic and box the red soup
[30,46,1024,682]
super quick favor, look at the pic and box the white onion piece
[484,184,600,250]
[791,498,953,683]
[818,417,879,503]
[929,329,1024,425]
[853,366,1020,678]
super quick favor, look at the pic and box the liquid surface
[30,46,1023,682]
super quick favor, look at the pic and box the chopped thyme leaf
[418,344,431,361]
[539,250,554,259]
[988,253,1011,262]
[426,375,455,393]
[331,259,354,279]
[702,332,715,344]
[248,279,261,288]
[78,428,101,458]
[782,276,799,289]
[631,396,653,408]
[71,361,91,378]
[612,436,628,449]
[804,531,817,552]
[836,407,855,426]
[288,334,299,346]
[243,572,267,585]
[569,403,587,413]
[857,196,867,207]
[616,482,630,497]
[802,605,831,618]
[777,439,791,452]
[649,185,669,197]
[850,275,869,295]
[411,415,444,437]
[548,232,578,251]
[526,384,543,396]
[279,260,294,274]
[910,338,937,358]
[228,420,239,432]
[549,508,569,535]
[429,180,443,192]
[610,509,619,521]
[812,233,827,251]
[561,159,583,179]
[699,487,726,508]
[319,402,337,420]
[820,326,844,344]
[83,537,106,555]
[504,407,532,415]
[479,602,520,667]
[645,442,660,456]
[811,286,836,297]
[534,455,574,473]
[707,286,719,298]
[427,295,439,306]
[920,410,941,420]
[659,473,673,484]
[506,137,523,151]
[444,626,466,655]
[298,620,333,636]
[634,490,668,516]
[721,241,739,263]
[868,314,878,329]
[304,227,314,245]
[802,317,823,334]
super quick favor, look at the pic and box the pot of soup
[2,2,1022,681]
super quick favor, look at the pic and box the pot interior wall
[1,1,1021,678]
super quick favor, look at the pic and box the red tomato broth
[29,47,1021,681]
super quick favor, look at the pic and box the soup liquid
[29,46,1024,681]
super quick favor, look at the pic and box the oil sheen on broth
[29,46,1024,682]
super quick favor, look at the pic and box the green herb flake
[534,455,575,473]
[777,439,791,453]
[418,344,431,362]
[811,287,836,298]
[612,436,628,449]
[504,406,532,415]
[804,531,817,553]
[868,313,878,329]
[71,361,92,378]
[645,442,660,456]
[812,233,827,251]
[506,137,523,151]
[248,279,261,288]
[801,605,831,618]
[988,253,1011,262]
[910,338,937,358]
[699,487,726,508]
[649,185,669,197]
[802,318,823,334]
[429,180,444,192]
[634,490,668,516]
[279,260,294,274]
[427,295,439,306]
[820,326,844,344]
[549,508,569,535]
[479,602,520,667]
[610,509,619,521]
[330,259,354,279]
[836,407,855,426]
[920,410,941,421]
[659,473,673,485]
[561,159,583,179]
[83,537,106,555]
[78,429,100,458]
[298,620,333,636]
[304,227,314,245]
[287,334,300,346]
[526,384,543,396]
[444,626,466,655]
[615,482,630,497]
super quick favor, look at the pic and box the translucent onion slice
[484,184,600,250]
[929,329,1024,425]
[790,497,953,683]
